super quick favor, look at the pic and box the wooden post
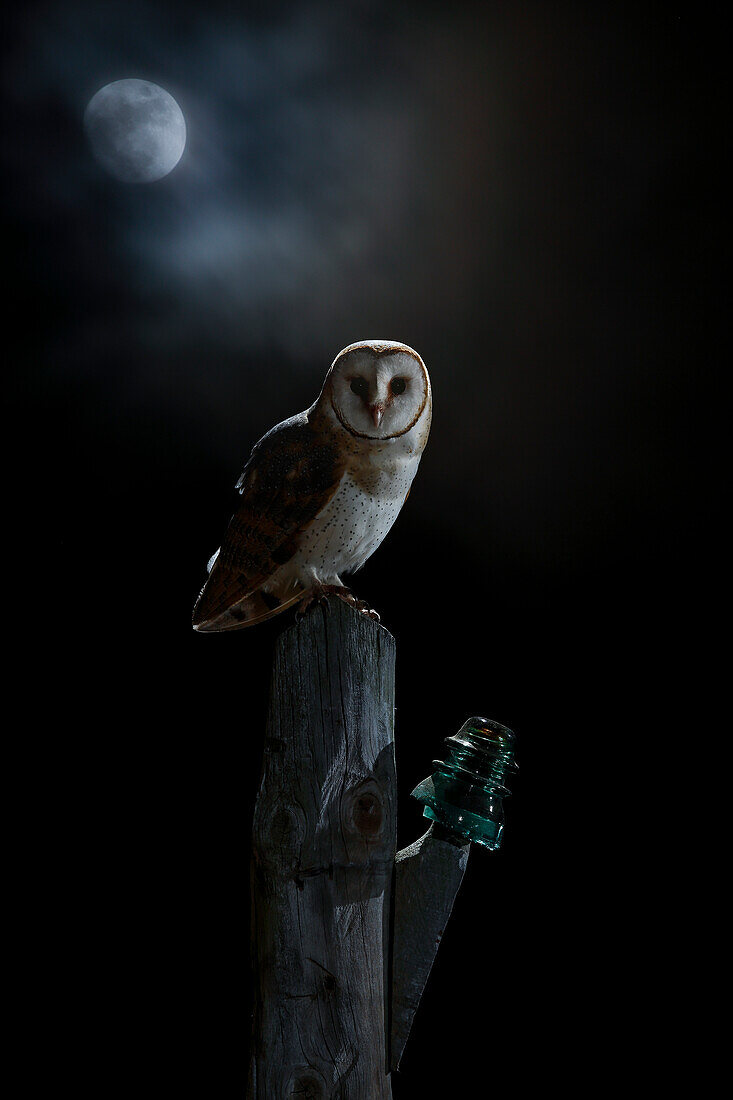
[248,597,474,1096]
[248,598,396,1098]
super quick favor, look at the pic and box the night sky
[6,2,701,1095]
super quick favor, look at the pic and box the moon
[84,79,186,183]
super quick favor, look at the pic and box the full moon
[84,79,186,183]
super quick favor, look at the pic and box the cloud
[4,1,501,364]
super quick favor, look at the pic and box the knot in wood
[353,791,382,836]
[342,779,385,841]
[254,798,306,872]
[289,1072,325,1098]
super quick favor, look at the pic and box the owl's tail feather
[192,585,305,632]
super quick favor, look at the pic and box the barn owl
[192,340,432,631]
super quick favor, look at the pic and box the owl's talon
[353,598,380,621]
[296,593,318,619]
[297,585,351,618]
[320,584,359,607]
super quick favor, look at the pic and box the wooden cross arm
[390,824,470,1071]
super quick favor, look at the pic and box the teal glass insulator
[410,717,518,850]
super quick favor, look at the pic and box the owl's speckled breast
[272,445,419,589]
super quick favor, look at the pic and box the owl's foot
[341,594,380,621]
[295,584,357,619]
[323,588,380,621]
[320,584,359,605]
[355,600,381,622]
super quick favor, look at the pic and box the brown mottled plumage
[193,341,431,631]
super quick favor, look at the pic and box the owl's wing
[192,412,344,630]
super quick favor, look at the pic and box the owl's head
[326,341,431,441]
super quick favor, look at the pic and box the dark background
[5,1,701,1095]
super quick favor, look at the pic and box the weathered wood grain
[248,597,396,1099]
[390,826,470,1070]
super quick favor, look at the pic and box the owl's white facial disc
[328,342,430,440]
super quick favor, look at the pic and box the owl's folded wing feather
[192,413,344,629]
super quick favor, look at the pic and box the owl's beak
[369,402,385,428]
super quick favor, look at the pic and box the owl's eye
[391,377,407,395]
[350,377,368,397]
